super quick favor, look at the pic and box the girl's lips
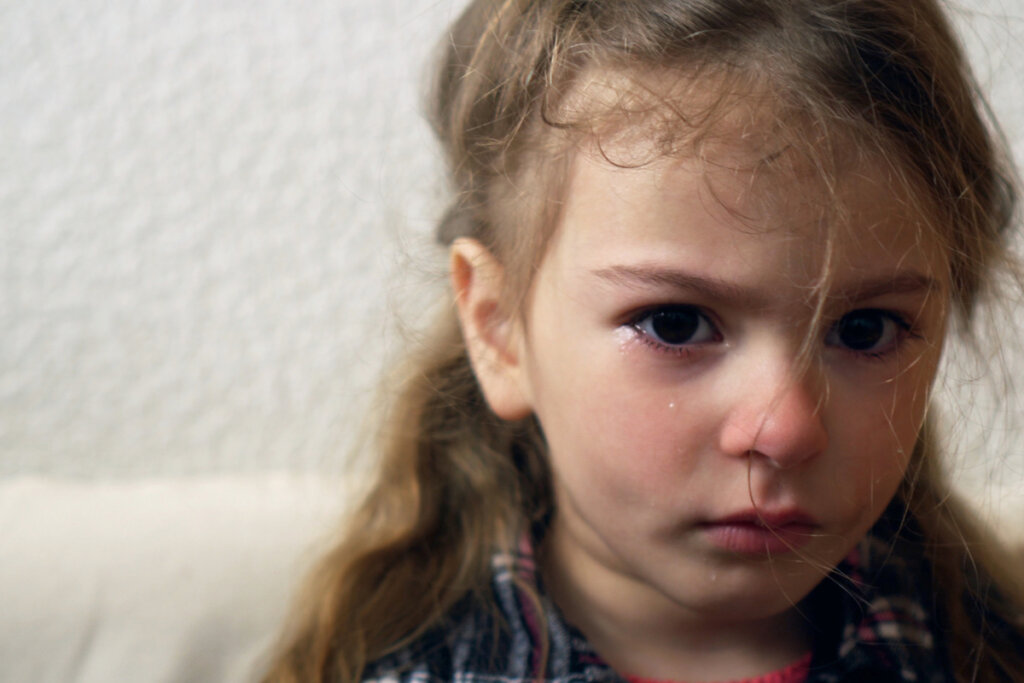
[699,511,818,555]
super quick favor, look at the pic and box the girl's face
[504,140,949,632]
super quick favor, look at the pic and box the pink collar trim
[624,651,812,683]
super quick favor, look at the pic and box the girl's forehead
[519,64,951,304]
[559,70,928,223]
[551,134,949,297]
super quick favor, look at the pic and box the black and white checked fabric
[364,503,960,682]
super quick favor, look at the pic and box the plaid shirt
[364,506,952,683]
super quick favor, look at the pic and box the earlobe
[450,238,533,421]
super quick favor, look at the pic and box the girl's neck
[540,523,812,682]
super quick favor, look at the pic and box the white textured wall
[2,0,459,476]
[1,0,1023,513]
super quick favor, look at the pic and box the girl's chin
[656,549,845,617]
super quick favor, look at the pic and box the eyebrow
[840,271,944,302]
[591,265,942,307]
[593,265,771,308]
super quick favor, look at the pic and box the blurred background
[2,0,457,479]
[1,1,1023,681]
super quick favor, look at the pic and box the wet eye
[633,306,719,347]
[825,309,906,354]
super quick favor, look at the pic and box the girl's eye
[632,306,720,348]
[825,309,908,354]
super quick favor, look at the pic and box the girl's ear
[450,238,533,421]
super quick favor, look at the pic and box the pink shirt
[624,652,812,683]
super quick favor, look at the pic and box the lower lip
[701,522,816,555]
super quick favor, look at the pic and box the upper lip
[705,509,817,528]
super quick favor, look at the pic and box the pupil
[838,313,884,350]
[651,309,699,345]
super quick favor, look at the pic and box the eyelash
[626,306,919,361]
[626,305,722,359]
[824,309,919,362]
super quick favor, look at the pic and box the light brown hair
[262,1,1024,681]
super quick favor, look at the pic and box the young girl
[263,1,1024,681]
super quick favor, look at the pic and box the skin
[453,133,949,680]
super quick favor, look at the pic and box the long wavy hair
[262,1,1024,681]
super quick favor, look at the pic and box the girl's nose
[718,363,828,469]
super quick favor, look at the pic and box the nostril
[720,385,828,468]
